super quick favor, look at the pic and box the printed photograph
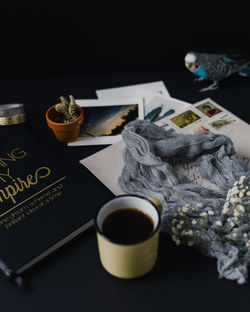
[145,106,175,122]
[134,90,190,122]
[165,127,176,134]
[68,98,143,146]
[196,101,222,118]
[158,122,169,129]
[170,110,201,129]
[157,121,176,133]
[81,104,138,137]
[192,124,209,133]
[209,115,236,130]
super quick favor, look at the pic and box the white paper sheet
[81,140,125,195]
[96,81,170,99]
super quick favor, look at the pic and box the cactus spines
[56,96,69,116]
[55,95,79,122]
[69,95,78,120]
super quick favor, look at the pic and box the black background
[0,2,249,79]
[1,3,250,312]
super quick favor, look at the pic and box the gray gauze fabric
[119,119,250,284]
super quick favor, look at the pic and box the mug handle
[148,197,163,215]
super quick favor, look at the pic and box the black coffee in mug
[102,208,154,244]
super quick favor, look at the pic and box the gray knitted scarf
[119,120,250,284]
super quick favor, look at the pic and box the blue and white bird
[184,52,250,92]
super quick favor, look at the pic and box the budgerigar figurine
[184,51,250,92]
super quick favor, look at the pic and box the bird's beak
[186,62,192,70]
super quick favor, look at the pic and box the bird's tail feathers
[238,64,250,77]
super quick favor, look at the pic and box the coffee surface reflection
[102,208,154,244]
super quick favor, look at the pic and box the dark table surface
[1,72,250,312]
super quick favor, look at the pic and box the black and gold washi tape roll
[0,103,24,117]
[0,113,26,126]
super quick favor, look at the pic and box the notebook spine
[0,259,23,286]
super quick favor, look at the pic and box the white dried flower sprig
[170,176,250,248]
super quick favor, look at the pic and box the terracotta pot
[46,104,84,143]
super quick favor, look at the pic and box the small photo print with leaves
[209,114,236,130]
[195,101,222,118]
[170,110,201,129]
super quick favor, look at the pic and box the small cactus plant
[55,95,79,122]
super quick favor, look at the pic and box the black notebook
[0,125,113,279]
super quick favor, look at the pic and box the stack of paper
[69,81,191,146]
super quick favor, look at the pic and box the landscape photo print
[68,98,143,146]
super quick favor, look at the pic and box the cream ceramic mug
[95,195,162,279]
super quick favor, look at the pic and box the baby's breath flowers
[170,175,250,248]
[171,201,211,247]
